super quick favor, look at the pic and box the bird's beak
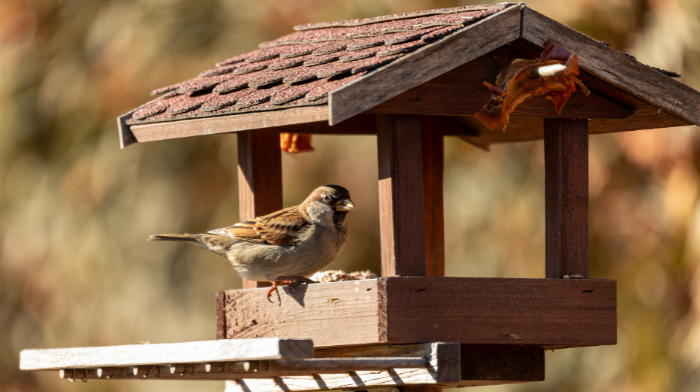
[334,199,354,211]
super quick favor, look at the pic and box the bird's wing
[209,206,310,246]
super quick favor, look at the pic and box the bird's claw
[267,280,294,302]
[266,277,317,302]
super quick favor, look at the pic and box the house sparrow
[149,185,354,302]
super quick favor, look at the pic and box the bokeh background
[2,0,700,391]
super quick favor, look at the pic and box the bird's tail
[148,233,232,258]
[148,234,203,243]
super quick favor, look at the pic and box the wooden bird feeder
[20,3,700,391]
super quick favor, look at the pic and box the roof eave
[124,105,329,147]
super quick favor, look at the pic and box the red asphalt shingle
[125,3,514,125]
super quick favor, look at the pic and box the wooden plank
[421,117,445,277]
[521,7,700,127]
[329,5,523,125]
[224,279,380,346]
[544,119,589,279]
[382,277,615,348]
[129,105,328,144]
[224,342,460,392]
[225,277,616,348]
[278,115,473,137]
[377,114,427,277]
[237,129,282,289]
[460,345,544,383]
[19,338,314,371]
[216,292,227,339]
[367,45,633,119]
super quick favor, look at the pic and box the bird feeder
[20,3,700,391]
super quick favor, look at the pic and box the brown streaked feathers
[211,206,310,246]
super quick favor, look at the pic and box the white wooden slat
[20,338,314,371]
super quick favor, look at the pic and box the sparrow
[148,185,354,302]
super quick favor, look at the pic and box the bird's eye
[322,193,331,202]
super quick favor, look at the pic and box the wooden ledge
[20,338,314,371]
[221,277,617,349]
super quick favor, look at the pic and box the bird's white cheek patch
[306,201,334,226]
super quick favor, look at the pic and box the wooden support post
[215,292,226,339]
[377,115,427,277]
[237,129,282,288]
[544,118,589,279]
[421,116,445,277]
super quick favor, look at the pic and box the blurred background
[2,0,700,391]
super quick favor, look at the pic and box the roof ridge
[259,6,509,48]
[292,3,520,31]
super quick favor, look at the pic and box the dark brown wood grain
[215,291,226,340]
[367,45,633,119]
[544,119,589,279]
[277,115,474,137]
[460,345,544,382]
[224,277,617,348]
[237,129,282,289]
[377,115,427,277]
[421,116,445,277]
[381,277,615,348]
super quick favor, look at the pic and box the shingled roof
[119,3,700,148]
[128,3,515,125]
